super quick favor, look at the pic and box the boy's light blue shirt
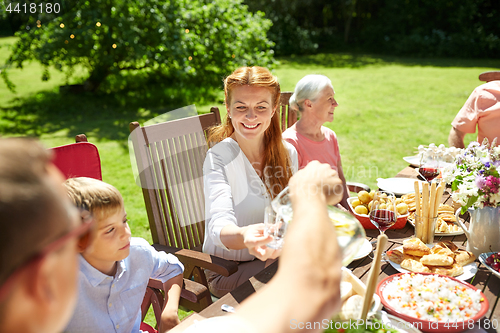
[64,237,184,333]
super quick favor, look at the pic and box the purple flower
[476,175,487,190]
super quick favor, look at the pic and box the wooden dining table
[171,166,500,333]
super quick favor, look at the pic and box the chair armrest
[153,244,238,277]
[479,71,500,82]
[146,278,209,304]
[346,181,371,193]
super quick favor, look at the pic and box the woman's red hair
[208,66,293,198]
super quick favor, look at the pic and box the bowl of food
[478,252,500,279]
[348,191,409,230]
[376,272,488,333]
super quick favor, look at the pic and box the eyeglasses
[0,210,95,301]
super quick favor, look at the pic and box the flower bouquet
[442,139,500,214]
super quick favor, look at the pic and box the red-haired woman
[203,67,298,297]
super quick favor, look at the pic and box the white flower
[490,193,500,205]
[451,193,467,206]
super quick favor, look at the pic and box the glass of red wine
[369,190,397,258]
[418,154,440,183]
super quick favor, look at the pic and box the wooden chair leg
[142,279,165,327]
[141,287,154,322]
[150,288,164,326]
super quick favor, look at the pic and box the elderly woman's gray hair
[289,74,334,112]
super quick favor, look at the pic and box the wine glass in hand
[369,191,397,236]
[419,154,440,183]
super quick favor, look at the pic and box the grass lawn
[1,36,500,326]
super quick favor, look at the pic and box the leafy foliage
[361,0,500,58]
[244,0,500,58]
[2,0,275,92]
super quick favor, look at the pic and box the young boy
[63,177,184,333]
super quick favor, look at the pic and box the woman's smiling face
[227,85,276,143]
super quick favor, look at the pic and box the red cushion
[140,322,157,333]
[51,142,102,180]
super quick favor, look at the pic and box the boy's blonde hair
[64,177,123,221]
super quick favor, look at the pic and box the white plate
[403,155,453,168]
[387,245,478,281]
[403,155,421,167]
[407,219,465,236]
[478,252,500,280]
[353,238,372,260]
[377,178,424,196]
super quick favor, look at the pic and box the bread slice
[454,250,476,266]
[439,213,456,223]
[386,249,405,264]
[437,204,454,214]
[437,240,458,252]
[420,254,454,266]
[403,238,431,256]
[431,243,455,257]
[430,263,464,277]
[401,257,431,273]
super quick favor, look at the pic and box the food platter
[377,273,488,333]
[387,245,477,281]
[478,252,500,280]
[407,219,465,236]
[376,178,424,196]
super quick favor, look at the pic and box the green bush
[1,0,275,92]
[244,0,500,58]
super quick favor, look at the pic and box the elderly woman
[203,66,298,297]
[282,74,350,210]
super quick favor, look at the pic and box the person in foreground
[0,138,84,333]
[63,177,184,333]
[203,66,298,297]
[186,161,344,333]
[282,74,350,210]
[448,80,500,148]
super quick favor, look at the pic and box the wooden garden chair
[129,108,238,312]
[50,134,208,329]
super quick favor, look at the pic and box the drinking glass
[369,190,397,236]
[418,154,440,183]
[263,206,287,250]
[268,186,366,266]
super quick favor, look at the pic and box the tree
[2,0,275,92]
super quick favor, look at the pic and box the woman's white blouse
[202,138,298,261]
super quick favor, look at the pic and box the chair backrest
[50,134,102,180]
[129,108,221,250]
[479,71,500,83]
[279,92,296,131]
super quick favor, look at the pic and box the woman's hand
[242,224,281,261]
